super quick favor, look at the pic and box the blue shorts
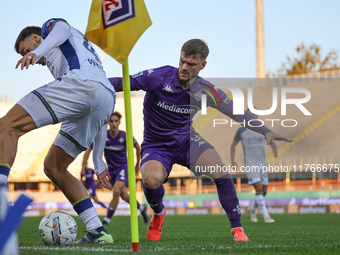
[140,131,214,180]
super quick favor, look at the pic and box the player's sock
[214,175,242,229]
[255,193,269,219]
[0,164,10,184]
[103,208,115,224]
[250,200,258,211]
[73,196,102,233]
[142,184,164,214]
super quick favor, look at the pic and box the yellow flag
[86,0,152,65]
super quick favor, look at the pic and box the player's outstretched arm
[269,140,278,157]
[265,131,293,145]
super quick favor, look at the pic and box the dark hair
[111,111,122,120]
[181,39,209,60]
[14,26,41,54]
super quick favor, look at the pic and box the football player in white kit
[231,109,277,223]
[0,18,115,244]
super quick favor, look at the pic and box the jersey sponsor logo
[132,71,143,78]
[157,101,199,115]
[105,145,124,151]
[162,85,173,93]
[102,0,135,28]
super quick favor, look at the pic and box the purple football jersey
[109,65,270,147]
[91,130,136,173]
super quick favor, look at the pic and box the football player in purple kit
[82,112,149,225]
[0,18,115,244]
[81,168,107,209]
[109,39,292,242]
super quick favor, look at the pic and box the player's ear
[31,33,42,44]
[200,60,207,70]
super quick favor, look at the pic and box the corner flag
[85,0,152,65]
[86,0,152,252]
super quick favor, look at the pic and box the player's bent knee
[43,162,62,181]
[143,177,162,189]
[43,166,55,180]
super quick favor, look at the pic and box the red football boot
[147,206,166,241]
[232,228,249,241]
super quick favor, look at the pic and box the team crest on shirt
[119,137,124,143]
[194,91,202,101]
[102,0,135,28]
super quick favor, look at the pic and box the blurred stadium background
[2,69,340,217]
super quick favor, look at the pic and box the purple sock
[106,208,115,219]
[142,184,164,214]
[137,201,141,210]
[214,175,242,229]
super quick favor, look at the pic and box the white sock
[250,200,258,211]
[0,174,8,184]
[139,204,146,211]
[78,207,102,232]
[103,216,111,223]
[255,193,269,219]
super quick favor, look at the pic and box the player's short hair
[111,111,122,120]
[181,39,209,61]
[14,26,41,54]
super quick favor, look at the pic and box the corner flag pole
[122,59,139,252]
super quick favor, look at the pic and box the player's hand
[16,52,37,70]
[273,150,278,157]
[135,165,140,175]
[97,168,112,191]
[265,131,293,145]
[81,165,87,176]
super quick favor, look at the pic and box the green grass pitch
[18,214,339,254]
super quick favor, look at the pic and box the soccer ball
[39,211,78,245]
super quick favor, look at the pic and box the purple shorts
[109,167,129,187]
[140,132,214,179]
